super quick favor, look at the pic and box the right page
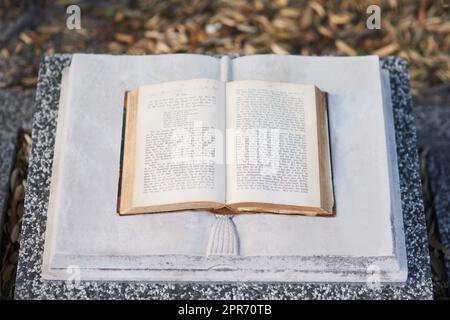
[225,80,323,212]
[229,55,397,257]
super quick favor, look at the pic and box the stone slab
[14,55,433,299]
[41,55,405,283]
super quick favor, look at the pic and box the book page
[132,78,226,207]
[226,80,321,207]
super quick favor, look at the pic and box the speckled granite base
[14,55,433,299]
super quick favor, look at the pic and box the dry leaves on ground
[0,0,448,96]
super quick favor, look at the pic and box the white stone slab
[42,54,406,283]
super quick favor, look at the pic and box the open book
[118,78,333,216]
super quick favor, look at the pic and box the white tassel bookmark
[206,215,240,256]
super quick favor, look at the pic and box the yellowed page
[225,80,321,207]
[133,79,226,207]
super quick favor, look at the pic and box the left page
[124,78,226,213]
[45,54,228,272]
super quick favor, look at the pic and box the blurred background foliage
[0,0,449,96]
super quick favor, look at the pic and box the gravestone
[14,55,433,299]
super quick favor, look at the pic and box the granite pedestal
[14,55,433,299]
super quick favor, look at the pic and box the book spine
[220,56,231,82]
